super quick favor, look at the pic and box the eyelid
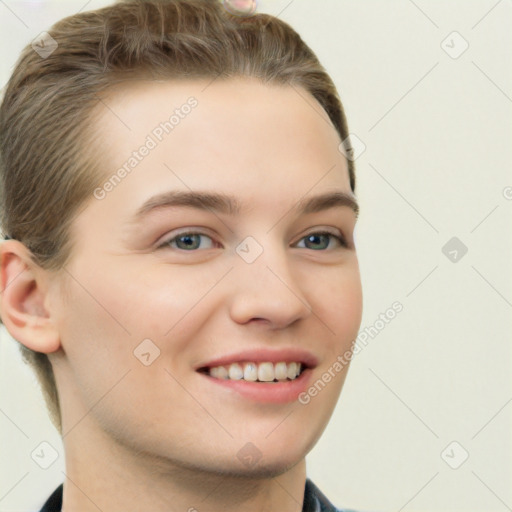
[298,226,344,238]
[295,224,346,240]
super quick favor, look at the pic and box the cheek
[311,263,363,349]
[122,263,227,343]
[338,276,363,340]
[56,284,132,380]
[60,261,187,337]
[57,261,221,374]
[53,263,142,381]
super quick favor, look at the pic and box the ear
[0,240,61,353]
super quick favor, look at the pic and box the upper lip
[195,348,319,371]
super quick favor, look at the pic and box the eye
[156,229,347,252]
[158,231,218,251]
[294,231,347,251]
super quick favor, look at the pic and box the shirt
[39,478,359,512]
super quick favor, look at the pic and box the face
[49,77,363,477]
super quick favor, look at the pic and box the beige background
[1,1,511,511]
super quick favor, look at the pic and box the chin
[158,445,307,482]
[204,454,304,480]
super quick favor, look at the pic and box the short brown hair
[0,0,356,434]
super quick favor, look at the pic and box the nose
[227,238,313,329]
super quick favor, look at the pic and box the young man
[0,1,363,511]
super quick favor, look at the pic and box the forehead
[79,77,353,237]
[91,76,350,187]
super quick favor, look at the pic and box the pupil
[179,234,199,249]
[307,234,326,249]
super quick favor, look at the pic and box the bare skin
[0,77,362,512]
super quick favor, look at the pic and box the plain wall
[0,1,511,511]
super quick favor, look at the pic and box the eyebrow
[132,189,359,222]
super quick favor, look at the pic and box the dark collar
[39,478,347,512]
[39,482,62,512]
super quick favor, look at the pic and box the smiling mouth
[198,361,306,383]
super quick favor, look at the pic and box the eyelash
[157,230,348,251]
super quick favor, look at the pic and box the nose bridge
[228,233,312,326]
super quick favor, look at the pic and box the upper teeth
[208,362,302,382]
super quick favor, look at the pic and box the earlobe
[0,240,61,354]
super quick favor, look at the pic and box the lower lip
[197,368,313,403]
